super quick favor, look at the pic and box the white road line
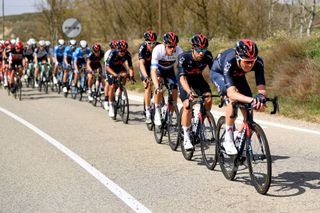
[0,106,151,213]
[129,94,320,136]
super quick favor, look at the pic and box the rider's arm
[139,59,148,79]
[150,46,160,89]
[106,65,117,77]
[86,58,93,72]
[180,76,192,94]
[227,86,254,103]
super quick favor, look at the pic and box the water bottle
[193,107,200,133]
[115,87,120,101]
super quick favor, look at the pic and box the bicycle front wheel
[168,104,179,151]
[247,123,272,195]
[200,111,217,170]
[179,107,194,160]
[216,116,238,180]
[120,88,129,124]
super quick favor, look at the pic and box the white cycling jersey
[151,44,183,70]
[104,49,112,62]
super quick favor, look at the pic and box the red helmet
[6,44,14,52]
[117,40,128,51]
[144,31,157,42]
[15,41,24,49]
[191,33,208,49]
[92,43,101,52]
[236,39,258,60]
[163,32,179,46]
[109,40,118,49]
[4,40,11,47]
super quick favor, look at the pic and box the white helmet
[69,39,77,46]
[10,38,16,45]
[27,39,32,46]
[79,40,87,48]
[45,40,51,46]
[58,39,65,46]
[39,40,46,47]
[29,38,36,45]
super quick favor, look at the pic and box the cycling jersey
[63,46,76,64]
[151,44,183,71]
[10,49,24,67]
[210,48,265,97]
[178,50,213,101]
[105,49,133,73]
[23,47,34,62]
[73,47,90,67]
[34,47,49,62]
[138,42,160,75]
[88,50,104,70]
[104,49,112,62]
[53,45,65,63]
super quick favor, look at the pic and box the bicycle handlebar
[186,94,221,110]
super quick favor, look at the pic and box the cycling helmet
[69,39,77,46]
[235,39,258,60]
[92,43,101,52]
[6,44,14,52]
[144,31,157,42]
[15,41,24,49]
[58,39,65,46]
[191,33,208,49]
[79,40,88,48]
[4,40,11,47]
[39,40,46,47]
[10,39,16,45]
[108,40,118,49]
[117,40,128,51]
[45,40,51,47]
[30,38,36,45]
[163,32,179,45]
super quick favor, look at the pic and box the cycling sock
[145,105,150,111]
[225,124,233,141]
[182,126,191,138]
[105,96,108,101]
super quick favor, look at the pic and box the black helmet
[191,33,208,49]
[163,32,179,45]
[236,39,258,59]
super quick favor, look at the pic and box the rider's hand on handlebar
[187,91,195,101]
[251,93,267,111]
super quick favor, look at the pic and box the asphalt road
[0,87,319,212]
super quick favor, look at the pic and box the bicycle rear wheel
[120,88,129,124]
[179,107,194,160]
[18,79,22,101]
[216,116,238,180]
[247,123,272,195]
[168,104,179,151]
[200,111,217,170]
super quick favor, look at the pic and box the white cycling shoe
[222,139,238,155]
[154,111,161,126]
[183,136,193,150]
[103,101,109,111]
[109,104,115,117]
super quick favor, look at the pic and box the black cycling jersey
[88,50,104,70]
[10,49,24,66]
[212,48,265,88]
[23,47,34,62]
[138,42,160,73]
[34,47,49,62]
[106,49,133,73]
[178,50,213,78]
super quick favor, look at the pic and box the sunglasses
[237,57,257,64]
[146,41,156,46]
[195,48,207,53]
[119,49,126,53]
[167,45,176,49]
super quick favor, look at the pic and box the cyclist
[8,41,24,93]
[151,32,183,126]
[2,40,13,88]
[62,39,77,95]
[0,43,4,84]
[105,40,135,117]
[178,33,214,150]
[103,39,118,111]
[87,43,105,102]
[139,31,160,123]
[34,40,51,87]
[73,40,90,88]
[23,39,36,81]
[210,39,267,155]
[53,39,65,85]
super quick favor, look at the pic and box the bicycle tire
[18,79,22,101]
[44,80,49,94]
[216,116,238,180]
[113,98,119,120]
[179,107,194,160]
[168,104,179,151]
[146,103,155,131]
[247,122,272,195]
[200,111,218,170]
[120,88,130,124]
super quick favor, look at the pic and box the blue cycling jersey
[54,45,65,62]
[73,47,91,65]
[63,45,77,64]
